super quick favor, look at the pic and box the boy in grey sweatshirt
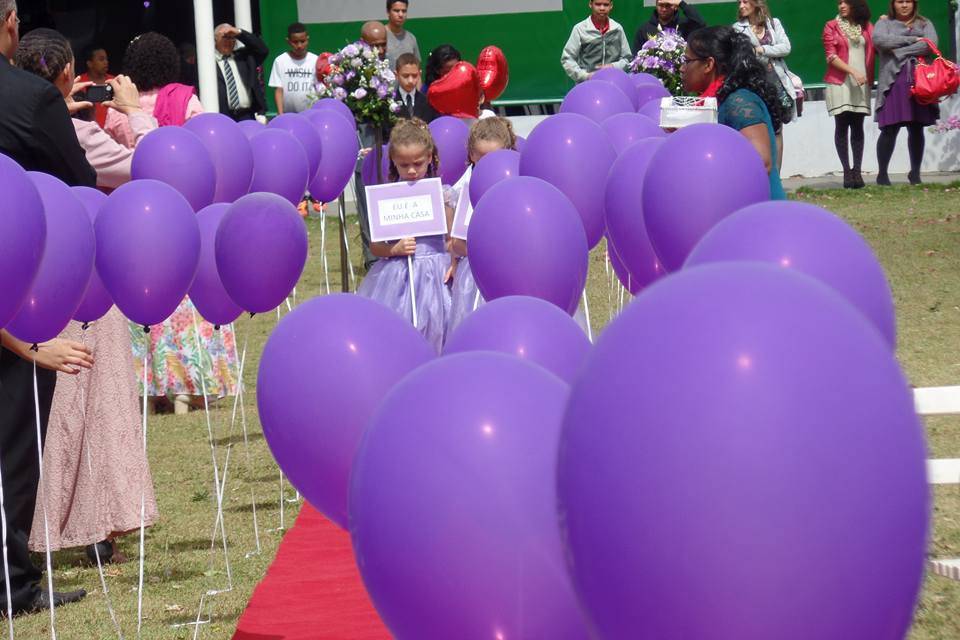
[561,0,633,83]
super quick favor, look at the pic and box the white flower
[353,88,368,100]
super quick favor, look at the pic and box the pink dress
[29,309,159,550]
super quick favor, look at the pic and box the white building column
[234,0,253,33]
[194,0,220,113]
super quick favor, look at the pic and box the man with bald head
[354,20,391,270]
[213,22,269,121]
[361,20,388,60]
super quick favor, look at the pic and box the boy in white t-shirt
[268,22,318,114]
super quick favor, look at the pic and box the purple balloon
[468,149,520,207]
[189,203,243,326]
[686,201,897,349]
[215,192,307,314]
[560,80,634,124]
[638,98,662,123]
[237,119,266,139]
[520,113,615,248]
[635,83,671,109]
[605,138,666,289]
[131,126,216,211]
[607,236,642,295]
[443,295,591,383]
[258,294,434,528]
[591,67,640,109]
[515,135,526,153]
[311,98,357,129]
[361,144,391,186]
[350,353,590,640]
[470,177,588,314]
[303,110,361,202]
[71,187,113,324]
[428,116,470,186]
[6,174,94,344]
[643,123,770,272]
[601,112,666,154]
[248,128,310,205]
[630,72,662,87]
[268,113,324,183]
[558,263,928,639]
[96,179,200,327]
[184,112,255,203]
[0,155,45,330]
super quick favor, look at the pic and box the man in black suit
[214,23,269,121]
[394,52,437,122]
[0,1,96,616]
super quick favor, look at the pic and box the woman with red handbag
[873,0,938,185]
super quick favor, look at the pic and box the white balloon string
[408,255,419,328]
[206,445,233,594]
[190,308,231,594]
[339,196,356,286]
[32,362,56,640]
[0,431,13,640]
[228,328,260,556]
[136,349,148,638]
[77,329,124,640]
[320,207,331,295]
[582,288,593,344]
[472,289,481,313]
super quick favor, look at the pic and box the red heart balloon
[477,46,509,102]
[428,61,481,119]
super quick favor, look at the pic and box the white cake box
[658,96,718,129]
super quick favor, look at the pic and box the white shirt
[268,52,319,113]
[217,51,252,110]
[399,88,416,109]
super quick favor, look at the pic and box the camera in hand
[84,84,114,103]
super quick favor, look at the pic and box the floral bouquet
[630,28,686,96]
[313,40,401,128]
[929,114,960,134]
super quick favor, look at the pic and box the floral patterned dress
[130,297,238,397]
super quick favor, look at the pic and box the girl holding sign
[446,117,518,333]
[358,119,453,352]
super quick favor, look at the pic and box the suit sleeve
[238,30,269,66]
[31,85,96,187]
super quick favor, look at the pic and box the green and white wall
[261,0,954,106]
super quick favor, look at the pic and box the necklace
[836,16,863,44]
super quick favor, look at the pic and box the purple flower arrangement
[929,114,960,134]
[630,28,686,96]
[314,40,401,127]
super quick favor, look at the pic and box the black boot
[843,169,855,189]
[852,168,865,189]
[85,539,113,564]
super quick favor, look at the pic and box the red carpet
[232,504,391,640]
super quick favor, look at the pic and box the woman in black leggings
[822,0,874,188]
[873,0,938,185]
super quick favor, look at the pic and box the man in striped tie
[214,23,269,121]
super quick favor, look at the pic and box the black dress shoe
[24,588,86,614]
[85,539,113,564]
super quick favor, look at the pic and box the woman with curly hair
[681,25,786,200]
[103,32,237,414]
[823,0,874,188]
[103,32,203,148]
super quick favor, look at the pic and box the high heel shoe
[908,169,922,185]
[85,539,113,564]
[852,168,865,189]
[842,169,854,189]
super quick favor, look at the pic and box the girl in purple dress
[447,117,518,334]
[357,119,452,352]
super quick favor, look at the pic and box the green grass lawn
[14,185,960,638]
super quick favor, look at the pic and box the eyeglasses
[682,56,707,66]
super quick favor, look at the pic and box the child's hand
[444,261,458,284]
[34,339,95,374]
[390,238,416,257]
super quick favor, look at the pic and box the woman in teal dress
[681,25,787,200]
